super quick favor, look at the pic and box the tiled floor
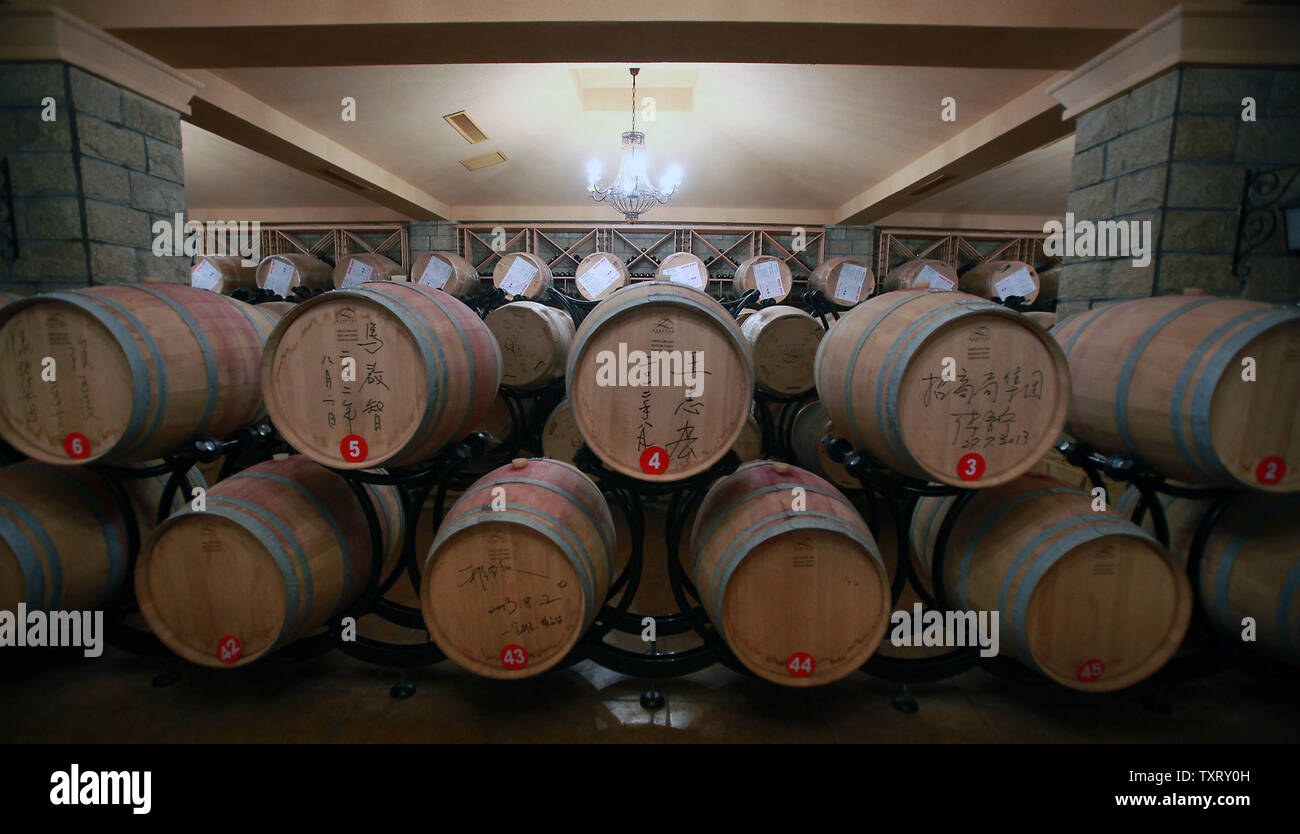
[3,643,1297,743]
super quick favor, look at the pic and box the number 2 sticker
[640,445,669,475]
[218,635,242,664]
[1256,456,1285,485]
[957,452,985,481]
[340,434,367,463]
[787,652,815,678]
[501,644,528,669]
[64,432,90,460]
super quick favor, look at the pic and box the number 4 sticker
[640,445,668,475]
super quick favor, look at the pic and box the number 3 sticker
[340,434,368,463]
[639,445,668,475]
[957,452,985,481]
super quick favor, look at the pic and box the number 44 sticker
[787,652,815,678]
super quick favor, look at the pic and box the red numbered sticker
[501,644,528,669]
[64,432,90,460]
[1256,456,1286,485]
[340,434,368,463]
[787,652,815,678]
[218,635,242,665]
[639,446,669,475]
[957,452,985,481]
[1077,658,1105,682]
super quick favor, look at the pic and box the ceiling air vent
[444,110,489,144]
[460,150,509,172]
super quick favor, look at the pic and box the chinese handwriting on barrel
[920,364,1044,450]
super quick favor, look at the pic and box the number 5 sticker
[340,434,368,463]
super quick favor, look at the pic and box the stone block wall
[0,63,187,295]
[1059,67,1300,319]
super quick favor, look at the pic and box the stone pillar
[0,8,200,295]
[1049,5,1300,318]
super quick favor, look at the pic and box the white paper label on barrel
[264,259,294,296]
[995,267,1036,300]
[577,257,621,298]
[342,259,374,287]
[418,256,452,289]
[500,257,538,296]
[753,260,784,300]
[834,263,868,303]
[664,261,703,289]
[191,259,222,290]
[917,264,955,290]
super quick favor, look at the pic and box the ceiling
[187,62,1061,222]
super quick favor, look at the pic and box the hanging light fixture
[587,67,681,222]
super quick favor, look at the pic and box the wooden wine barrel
[332,252,403,289]
[0,291,21,308]
[740,305,823,394]
[492,252,553,300]
[959,260,1041,305]
[654,251,708,292]
[1034,263,1060,311]
[885,259,958,292]
[874,509,962,662]
[1052,295,1300,491]
[0,285,270,465]
[191,255,256,294]
[421,458,615,678]
[471,393,532,447]
[1024,311,1056,329]
[566,283,754,480]
[814,289,1070,487]
[911,475,1191,690]
[734,412,762,462]
[574,252,630,301]
[1116,488,1300,667]
[219,296,291,425]
[541,399,584,464]
[735,308,757,327]
[262,282,502,469]
[732,255,793,303]
[412,251,481,297]
[0,461,203,614]
[255,253,333,296]
[689,460,890,685]
[789,400,859,490]
[136,456,401,668]
[810,257,875,307]
[484,301,574,389]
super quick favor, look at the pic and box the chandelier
[587,67,681,222]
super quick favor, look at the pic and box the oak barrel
[1116,488,1300,666]
[1034,263,1060,311]
[566,283,754,480]
[789,400,860,490]
[191,255,256,294]
[689,460,890,685]
[574,252,630,301]
[137,456,401,667]
[0,461,203,615]
[412,251,481,297]
[421,458,615,678]
[885,259,958,292]
[1051,295,1300,491]
[654,252,708,292]
[814,289,1070,487]
[740,305,823,394]
[255,253,333,296]
[492,252,553,300]
[810,257,875,307]
[959,260,1041,304]
[0,284,270,465]
[262,282,501,469]
[332,252,403,289]
[732,255,793,303]
[485,301,575,389]
[911,474,1192,690]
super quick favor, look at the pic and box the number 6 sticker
[340,434,368,463]
[64,432,90,460]
[957,452,985,481]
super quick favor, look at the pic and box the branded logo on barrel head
[640,446,669,475]
[957,452,985,481]
[340,434,368,463]
[787,652,815,678]
[1077,658,1105,682]
[218,635,242,664]
[1256,456,1285,486]
[63,432,90,460]
[501,644,528,669]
